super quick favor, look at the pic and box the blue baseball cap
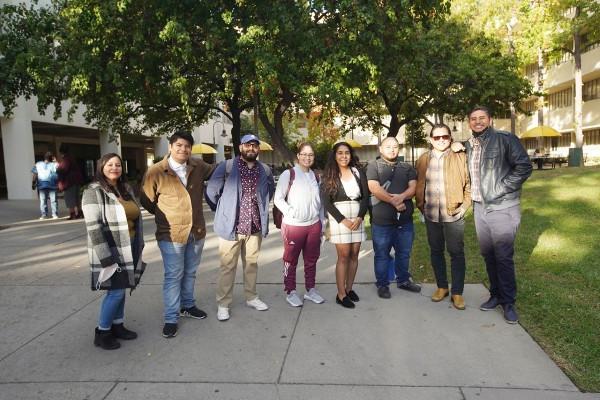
[240,134,260,144]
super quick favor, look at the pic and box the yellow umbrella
[259,141,273,151]
[337,138,362,148]
[191,143,217,154]
[519,126,561,139]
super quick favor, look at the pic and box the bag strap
[284,168,295,201]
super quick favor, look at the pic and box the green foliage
[318,1,532,136]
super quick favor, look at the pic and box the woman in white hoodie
[274,143,326,307]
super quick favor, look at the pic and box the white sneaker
[246,297,269,311]
[52,215,59,219]
[304,288,325,304]
[39,216,47,220]
[217,306,230,321]
[286,291,303,307]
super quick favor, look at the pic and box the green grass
[391,166,600,392]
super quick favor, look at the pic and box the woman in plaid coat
[82,153,146,350]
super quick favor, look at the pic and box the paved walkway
[0,200,598,400]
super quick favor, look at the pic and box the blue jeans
[98,289,125,330]
[158,235,205,323]
[39,188,58,217]
[372,222,414,288]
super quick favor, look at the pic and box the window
[525,63,538,78]
[584,129,600,145]
[520,99,537,113]
[548,88,573,110]
[583,78,600,101]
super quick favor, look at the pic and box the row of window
[523,129,600,150]
[521,78,600,112]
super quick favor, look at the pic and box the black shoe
[377,286,391,299]
[162,323,178,338]
[397,279,421,293]
[335,295,355,308]
[180,306,207,320]
[111,323,138,340]
[94,328,120,350]
[480,296,500,311]
[502,304,519,324]
[346,290,360,302]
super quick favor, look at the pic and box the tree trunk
[387,114,401,137]
[257,102,296,165]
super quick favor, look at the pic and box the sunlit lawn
[394,166,599,391]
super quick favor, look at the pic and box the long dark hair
[95,153,132,200]
[322,142,358,195]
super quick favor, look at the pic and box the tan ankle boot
[431,288,449,302]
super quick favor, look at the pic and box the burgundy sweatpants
[281,221,322,293]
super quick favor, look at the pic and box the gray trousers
[473,202,521,304]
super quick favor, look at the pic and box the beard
[241,150,258,162]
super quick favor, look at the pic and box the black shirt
[366,159,417,225]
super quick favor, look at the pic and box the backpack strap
[284,168,295,200]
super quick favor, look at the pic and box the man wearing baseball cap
[206,133,275,321]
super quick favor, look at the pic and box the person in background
[57,144,84,219]
[82,153,146,350]
[32,151,59,219]
[416,124,471,310]
[274,142,326,307]
[321,142,368,309]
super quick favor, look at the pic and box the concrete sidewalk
[0,200,597,400]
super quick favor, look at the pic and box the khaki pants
[216,233,262,307]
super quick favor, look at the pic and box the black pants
[425,218,466,295]
[473,202,521,304]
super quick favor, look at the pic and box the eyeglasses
[432,135,451,141]
[242,143,260,148]
[298,153,315,158]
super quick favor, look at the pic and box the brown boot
[431,288,449,302]
[451,294,466,310]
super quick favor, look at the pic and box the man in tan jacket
[416,124,471,310]
[141,131,214,338]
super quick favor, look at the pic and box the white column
[99,128,121,156]
[1,112,36,200]
[154,135,169,159]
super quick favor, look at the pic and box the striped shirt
[424,150,461,223]
[469,136,483,202]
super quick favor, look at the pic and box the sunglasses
[432,135,451,141]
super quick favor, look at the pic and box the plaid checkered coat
[82,182,146,291]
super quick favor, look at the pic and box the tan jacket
[415,150,471,216]
[141,157,215,243]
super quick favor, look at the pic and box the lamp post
[212,120,228,163]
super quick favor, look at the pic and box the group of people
[32,144,84,220]
[82,105,532,350]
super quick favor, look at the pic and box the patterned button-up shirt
[468,136,483,202]
[236,158,261,235]
[424,150,461,223]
